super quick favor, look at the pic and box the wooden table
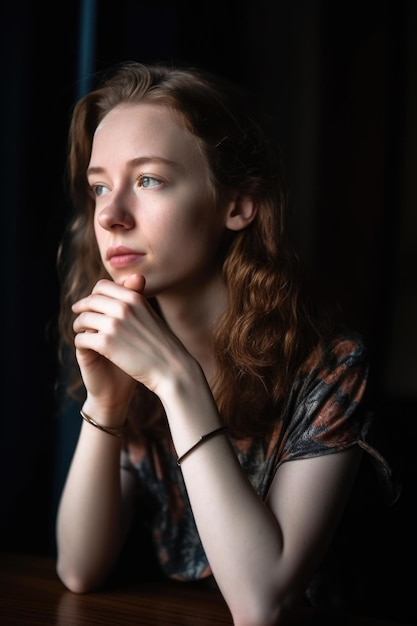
[0,552,411,625]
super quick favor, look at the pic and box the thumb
[122,273,146,292]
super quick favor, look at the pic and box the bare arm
[56,423,136,592]
[56,276,144,592]
[56,275,363,626]
[157,365,363,626]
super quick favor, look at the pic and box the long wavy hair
[58,61,332,439]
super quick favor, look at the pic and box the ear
[225,195,257,232]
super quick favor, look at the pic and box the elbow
[229,599,293,626]
[56,559,105,595]
[228,586,300,626]
[230,610,285,626]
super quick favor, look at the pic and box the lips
[106,245,145,269]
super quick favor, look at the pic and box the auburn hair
[57,61,332,439]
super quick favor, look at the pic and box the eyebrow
[87,156,178,176]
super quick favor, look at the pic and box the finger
[122,273,146,292]
[72,280,144,312]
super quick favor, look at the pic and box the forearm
[159,369,288,624]
[167,366,363,625]
[56,420,126,593]
[181,442,287,624]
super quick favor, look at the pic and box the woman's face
[87,103,229,298]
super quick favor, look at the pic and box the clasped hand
[72,273,188,411]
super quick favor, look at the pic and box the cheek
[148,197,206,239]
[93,218,105,249]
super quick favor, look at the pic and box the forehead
[91,103,200,160]
[96,101,185,131]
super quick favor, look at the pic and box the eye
[89,183,110,198]
[138,175,162,189]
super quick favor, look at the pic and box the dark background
[1,1,416,623]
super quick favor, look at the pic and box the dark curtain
[1,1,415,622]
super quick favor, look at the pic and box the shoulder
[285,331,371,448]
[299,331,369,383]
[326,331,368,364]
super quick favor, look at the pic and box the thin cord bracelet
[80,409,126,437]
[177,426,227,466]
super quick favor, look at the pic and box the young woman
[55,61,395,625]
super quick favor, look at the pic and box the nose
[96,195,136,231]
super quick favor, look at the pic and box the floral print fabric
[122,332,394,581]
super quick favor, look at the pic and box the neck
[155,277,228,382]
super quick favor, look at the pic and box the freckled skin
[89,103,228,299]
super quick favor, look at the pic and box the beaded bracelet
[80,409,126,437]
[177,426,227,466]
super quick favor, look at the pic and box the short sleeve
[276,333,398,503]
[280,334,370,461]
[231,333,398,505]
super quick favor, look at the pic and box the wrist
[81,399,129,430]
[157,361,223,443]
[80,409,126,437]
[156,356,206,404]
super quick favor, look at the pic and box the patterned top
[121,332,396,582]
